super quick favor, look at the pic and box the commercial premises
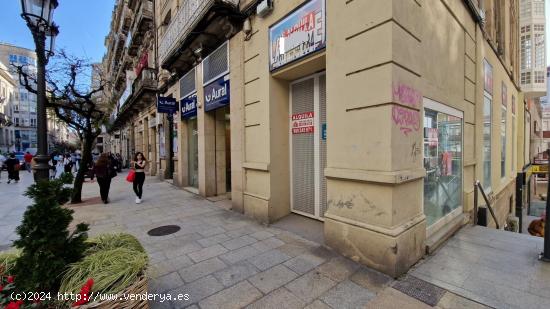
[107,0,528,277]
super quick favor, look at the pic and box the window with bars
[521,34,532,69]
[179,68,196,99]
[202,42,229,85]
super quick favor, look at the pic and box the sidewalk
[71,172,482,309]
[0,170,33,250]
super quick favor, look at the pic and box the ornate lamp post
[20,0,59,181]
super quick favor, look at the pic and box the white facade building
[0,61,16,153]
[519,0,547,97]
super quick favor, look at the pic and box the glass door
[187,117,199,188]
[423,99,463,235]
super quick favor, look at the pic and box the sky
[0,0,115,64]
[0,1,548,66]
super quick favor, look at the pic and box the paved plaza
[2,171,548,308]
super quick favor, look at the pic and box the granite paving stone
[285,270,337,303]
[304,300,332,309]
[350,266,393,292]
[221,235,258,250]
[283,253,326,275]
[246,287,306,309]
[151,272,185,293]
[316,256,361,282]
[170,275,224,306]
[320,280,376,309]
[248,264,299,294]
[199,280,263,309]
[197,233,232,248]
[187,244,228,263]
[219,245,261,264]
[251,237,285,252]
[178,257,227,283]
[212,260,260,287]
[247,249,292,271]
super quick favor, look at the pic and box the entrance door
[290,73,327,220]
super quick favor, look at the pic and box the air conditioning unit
[256,0,273,18]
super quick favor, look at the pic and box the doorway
[187,117,199,188]
[289,72,327,220]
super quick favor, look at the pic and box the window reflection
[423,109,463,227]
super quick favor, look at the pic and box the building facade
[106,0,529,277]
[0,61,16,153]
[0,43,38,152]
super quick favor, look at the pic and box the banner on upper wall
[181,93,198,119]
[157,96,178,114]
[269,0,326,71]
[204,75,230,112]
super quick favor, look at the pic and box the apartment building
[0,61,15,153]
[0,43,38,152]
[105,0,529,277]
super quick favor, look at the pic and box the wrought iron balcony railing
[158,0,239,66]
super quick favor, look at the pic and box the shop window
[423,103,463,228]
[501,105,507,179]
[512,116,516,172]
[483,94,492,190]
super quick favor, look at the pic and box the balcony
[111,68,157,130]
[128,0,153,56]
[158,0,241,70]
[118,3,133,34]
[114,48,133,92]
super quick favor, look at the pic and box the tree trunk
[71,135,94,203]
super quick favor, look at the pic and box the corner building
[231,0,522,277]
[109,0,525,278]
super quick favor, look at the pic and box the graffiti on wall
[391,83,422,136]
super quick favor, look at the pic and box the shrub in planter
[60,233,148,308]
[13,173,89,293]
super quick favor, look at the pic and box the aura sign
[181,94,197,119]
[204,75,230,112]
[269,0,326,71]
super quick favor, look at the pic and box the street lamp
[20,0,59,181]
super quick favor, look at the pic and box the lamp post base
[33,154,51,182]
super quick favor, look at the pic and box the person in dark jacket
[93,153,116,204]
[5,153,20,183]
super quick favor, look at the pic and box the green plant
[86,233,145,254]
[0,250,19,276]
[12,173,89,293]
[60,248,148,295]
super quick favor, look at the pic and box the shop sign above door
[204,75,230,112]
[181,93,197,119]
[269,0,326,71]
[157,96,178,114]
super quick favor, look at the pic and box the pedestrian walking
[23,151,33,173]
[75,150,81,172]
[5,153,20,183]
[55,155,64,179]
[93,153,117,204]
[63,154,72,174]
[131,152,147,204]
[0,153,6,182]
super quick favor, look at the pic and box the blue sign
[321,123,326,140]
[204,75,230,112]
[181,94,197,119]
[157,96,178,114]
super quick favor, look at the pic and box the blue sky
[0,0,114,64]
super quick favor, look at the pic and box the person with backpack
[5,153,20,183]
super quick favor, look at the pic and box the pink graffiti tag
[392,106,420,136]
[392,83,421,108]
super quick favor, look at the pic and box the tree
[14,51,110,203]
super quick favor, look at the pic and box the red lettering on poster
[291,112,314,134]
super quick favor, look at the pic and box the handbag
[126,169,136,182]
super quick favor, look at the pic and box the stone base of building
[324,213,426,278]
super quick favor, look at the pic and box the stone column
[197,64,217,196]
[324,0,425,277]
[149,114,157,176]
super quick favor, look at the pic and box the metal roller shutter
[319,74,327,217]
[291,78,315,216]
